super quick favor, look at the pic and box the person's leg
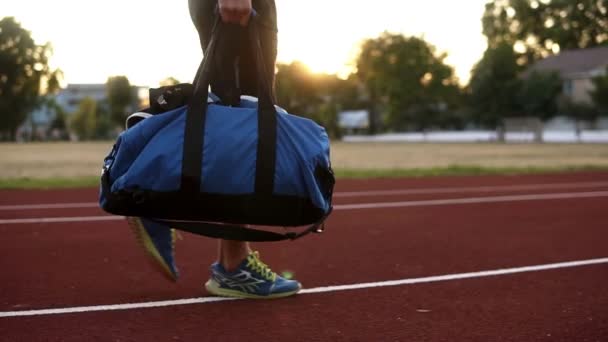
[127,217,179,281]
[218,239,251,271]
[189,0,252,269]
[190,0,300,298]
[213,0,278,272]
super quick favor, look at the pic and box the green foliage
[276,62,318,115]
[49,108,67,131]
[483,0,608,66]
[314,102,342,139]
[590,67,608,114]
[0,17,61,140]
[356,33,462,132]
[558,97,600,123]
[70,97,97,140]
[106,76,136,128]
[160,77,180,87]
[94,99,114,139]
[332,75,367,111]
[518,70,562,120]
[44,98,69,140]
[277,34,465,134]
[477,0,607,125]
[468,42,523,127]
[275,62,355,138]
[470,45,563,126]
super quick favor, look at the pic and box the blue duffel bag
[99,18,334,241]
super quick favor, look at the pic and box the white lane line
[335,181,608,198]
[3,181,608,211]
[334,190,608,210]
[2,191,608,225]
[0,203,99,211]
[1,257,606,318]
[0,216,124,224]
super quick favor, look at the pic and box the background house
[18,84,147,141]
[524,46,608,131]
[55,84,109,114]
[524,46,608,104]
[338,110,370,135]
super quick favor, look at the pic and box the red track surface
[1,172,608,341]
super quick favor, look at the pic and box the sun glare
[277,49,356,79]
[296,54,345,76]
[2,0,489,86]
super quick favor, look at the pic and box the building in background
[55,84,108,114]
[524,46,608,131]
[338,110,369,135]
[18,98,58,141]
[18,84,148,141]
[524,46,608,104]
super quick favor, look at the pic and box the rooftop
[524,46,608,78]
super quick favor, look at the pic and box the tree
[483,0,608,66]
[557,97,599,139]
[0,17,61,140]
[275,61,348,138]
[160,77,180,87]
[468,42,523,128]
[518,70,562,120]
[94,99,114,139]
[276,62,319,114]
[329,74,367,111]
[356,32,461,132]
[590,67,608,114]
[70,97,97,140]
[44,98,69,140]
[106,76,136,128]
[49,106,67,131]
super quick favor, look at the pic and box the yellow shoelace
[246,251,277,282]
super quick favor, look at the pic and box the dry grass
[1,141,608,179]
[0,142,113,179]
[331,142,608,170]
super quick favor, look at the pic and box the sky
[1,0,490,87]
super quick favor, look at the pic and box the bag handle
[181,12,277,196]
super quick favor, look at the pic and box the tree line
[0,17,142,141]
[470,0,608,129]
[2,1,608,141]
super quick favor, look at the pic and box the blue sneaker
[127,217,179,282]
[205,251,301,299]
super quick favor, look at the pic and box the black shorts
[188,0,278,103]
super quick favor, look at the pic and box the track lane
[1,265,606,342]
[3,171,608,206]
[2,172,608,342]
[1,193,606,311]
[4,182,608,218]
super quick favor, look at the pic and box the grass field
[1,141,608,188]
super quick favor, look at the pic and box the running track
[1,172,607,341]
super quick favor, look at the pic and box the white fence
[342,131,608,143]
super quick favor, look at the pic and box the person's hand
[218,0,252,26]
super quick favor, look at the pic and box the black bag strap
[152,208,331,242]
[180,16,219,195]
[181,13,277,195]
